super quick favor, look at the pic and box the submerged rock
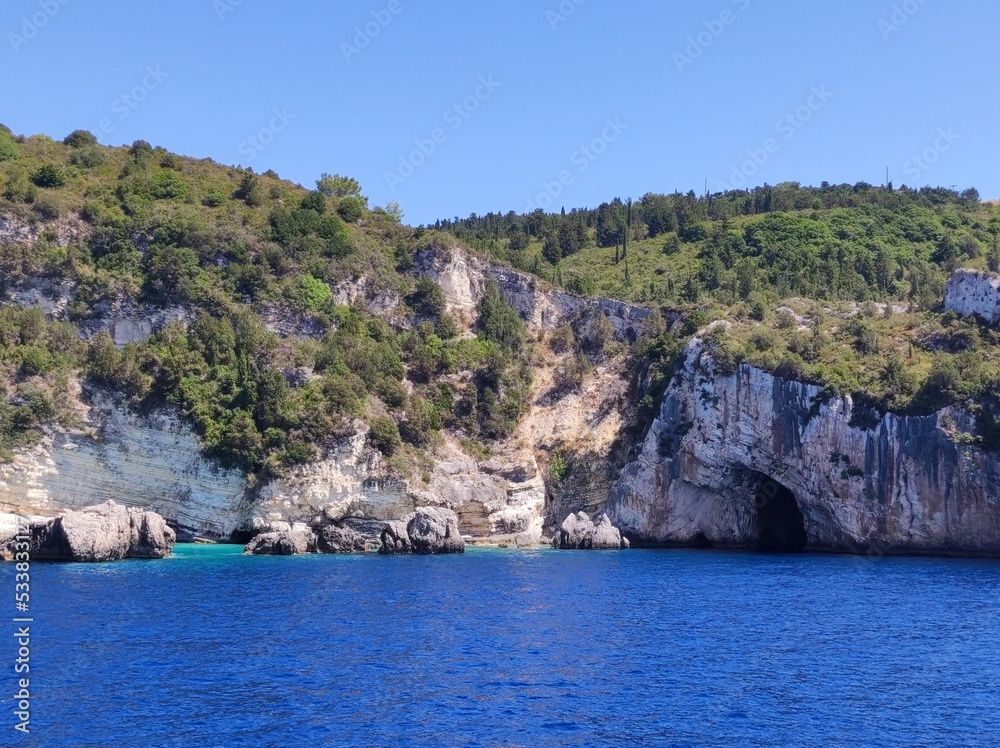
[0,501,175,562]
[555,512,629,550]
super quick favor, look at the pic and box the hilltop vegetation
[0,126,529,470]
[2,124,1000,468]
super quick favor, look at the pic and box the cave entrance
[752,473,807,552]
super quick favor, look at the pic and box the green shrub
[476,281,526,353]
[152,170,189,200]
[337,195,367,223]
[69,146,106,168]
[300,191,327,214]
[368,416,402,456]
[30,164,66,189]
[0,130,17,162]
[202,188,228,208]
[32,197,61,220]
[407,277,447,319]
[63,130,98,148]
[235,171,263,206]
[288,274,332,312]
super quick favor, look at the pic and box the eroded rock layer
[608,336,1000,555]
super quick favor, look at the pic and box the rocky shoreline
[0,504,631,562]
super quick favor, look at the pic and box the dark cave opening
[753,474,808,552]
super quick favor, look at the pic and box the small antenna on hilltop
[885,166,890,187]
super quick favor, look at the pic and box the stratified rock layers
[608,338,1000,555]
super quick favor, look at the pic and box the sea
[3,544,999,747]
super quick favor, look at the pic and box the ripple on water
[2,546,999,747]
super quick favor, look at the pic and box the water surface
[3,545,999,747]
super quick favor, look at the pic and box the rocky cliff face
[0,242,644,545]
[0,390,248,540]
[944,269,1000,324]
[608,332,1000,555]
[415,246,653,339]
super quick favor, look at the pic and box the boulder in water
[244,529,317,556]
[0,501,175,562]
[555,512,629,550]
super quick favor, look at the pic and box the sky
[2,0,997,225]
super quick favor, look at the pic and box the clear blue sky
[2,0,997,224]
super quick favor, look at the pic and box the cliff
[0,244,641,545]
[608,331,1000,556]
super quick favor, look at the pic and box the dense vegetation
[2,123,999,468]
[435,184,1000,447]
[0,126,528,473]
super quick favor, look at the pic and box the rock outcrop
[0,501,175,562]
[243,529,317,556]
[554,512,630,550]
[944,269,1000,324]
[315,525,368,554]
[608,335,1000,556]
[414,245,653,339]
[379,508,465,555]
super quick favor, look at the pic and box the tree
[30,164,66,188]
[368,416,402,456]
[234,171,263,206]
[63,130,98,148]
[384,199,404,223]
[596,199,627,247]
[300,190,327,214]
[476,281,526,352]
[407,277,447,319]
[317,173,361,198]
[337,196,367,223]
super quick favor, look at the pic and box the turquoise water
[3,544,1000,747]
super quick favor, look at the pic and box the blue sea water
[3,545,1000,747]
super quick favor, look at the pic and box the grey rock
[555,511,628,550]
[244,530,316,556]
[0,501,175,562]
[378,520,411,555]
[316,525,367,554]
[479,455,537,483]
[407,507,465,555]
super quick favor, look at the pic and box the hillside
[2,125,1000,551]
[435,184,1000,428]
